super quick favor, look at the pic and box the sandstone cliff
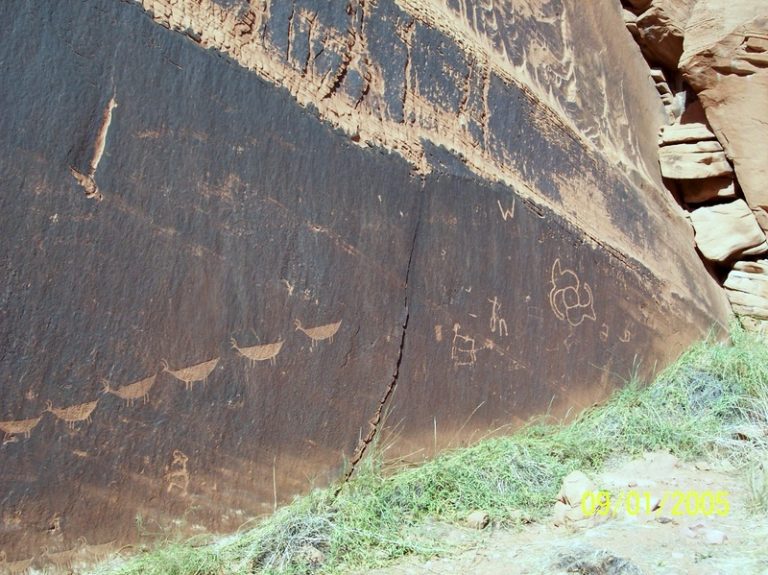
[0,0,729,565]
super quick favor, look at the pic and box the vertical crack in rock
[398,19,415,123]
[286,1,295,62]
[302,12,316,76]
[336,182,425,493]
[322,0,359,99]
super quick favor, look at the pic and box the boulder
[680,0,768,213]
[727,290,768,320]
[697,76,768,213]
[689,200,768,262]
[635,0,697,68]
[465,510,490,530]
[557,470,596,507]
[725,261,768,319]
[625,0,653,11]
[658,122,717,145]
[680,177,736,204]
[725,270,768,299]
[659,141,733,179]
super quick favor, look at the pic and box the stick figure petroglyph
[548,259,596,327]
[563,329,577,351]
[488,296,509,337]
[451,323,477,367]
[165,449,190,496]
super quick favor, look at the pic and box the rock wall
[623,0,768,333]
[0,0,728,568]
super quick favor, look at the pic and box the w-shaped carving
[548,259,597,327]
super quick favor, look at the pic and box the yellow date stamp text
[581,490,730,517]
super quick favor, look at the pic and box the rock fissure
[338,185,424,490]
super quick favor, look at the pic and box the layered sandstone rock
[690,200,768,263]
[725,261,768,320]
[679,177,736,204]
[658,122,716,145]
[624,0,768,331]
[680,0,768,218]
[658,140,732,179]
[635,0,697,68]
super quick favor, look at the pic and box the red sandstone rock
[680,0,768,219]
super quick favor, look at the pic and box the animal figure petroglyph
[42,545,79,572]
[548,259,596,327]
[45,400,99,429]
[0,416,42,440]
[0,550,34,575]
[165,449,190,496]
[451,323,477,367]
[161,357,219,390]
[102,374,156,406]
[74,536,116,562]
[294,319,342,349]
[231,337,284,366]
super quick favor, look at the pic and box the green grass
[90,322,768,575]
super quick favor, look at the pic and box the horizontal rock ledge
[689,199,768,263]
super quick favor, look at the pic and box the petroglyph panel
[0,0,729,565]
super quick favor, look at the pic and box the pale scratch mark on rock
[71,96,118,200]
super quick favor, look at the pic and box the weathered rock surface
[725,261,768,319]
[0,0,729,564]
[690,200,768,262]
[658,141,732,179]
[658,122,716,145]
[635,0,697,69]
[680,0,768,215]
[679,177,736,204]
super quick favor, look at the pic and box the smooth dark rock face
[0,0,726,565]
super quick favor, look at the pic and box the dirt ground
[360,452,768,575]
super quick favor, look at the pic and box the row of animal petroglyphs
[0,537,117,573]
[0,319,342,442]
